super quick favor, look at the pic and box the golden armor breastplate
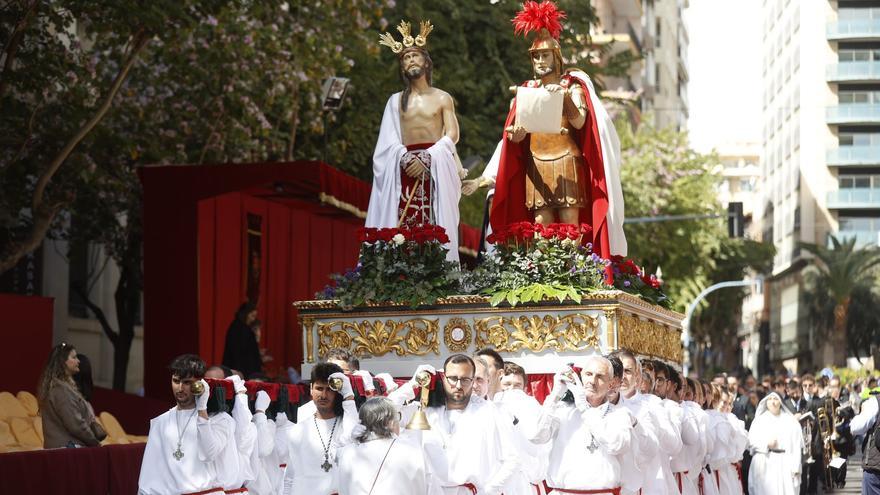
[524,116,586,210]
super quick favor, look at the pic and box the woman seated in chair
[37,342,106,448]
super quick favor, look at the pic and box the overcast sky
[685,0,763,153]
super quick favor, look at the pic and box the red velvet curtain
[197,192,362,376]
[0,294,53,394]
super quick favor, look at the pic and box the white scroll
[515,87,564,134]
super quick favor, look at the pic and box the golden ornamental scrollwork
[443,317,472,352]
[617,314,682,362]
[316,318,440,358]
[473,313,601,353]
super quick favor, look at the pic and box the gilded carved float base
[295,290,683,375]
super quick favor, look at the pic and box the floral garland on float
[318,222,670,309]
[319,224,459,310]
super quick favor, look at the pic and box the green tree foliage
[1,0,639,387]
[801,236,880,366]
[619,119,775,371]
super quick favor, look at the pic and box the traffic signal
[728,202,744,238]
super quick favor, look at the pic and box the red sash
[460,483,478,494]
[183,489,223,495]
[674,471,688,493]
[547,488,621,495]
[224,488,248,494]
[733,462,742,483]
[698,473,704,495]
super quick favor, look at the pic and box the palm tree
[799,235,880,366]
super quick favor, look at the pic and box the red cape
[489,74,611,259]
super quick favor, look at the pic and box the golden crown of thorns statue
[379,20,433,54]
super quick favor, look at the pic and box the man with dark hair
[138,354,241,495]
[394,355,525,494]
[784,379,803,413]
[662,367,701,495]
[799,373,825,495]
[475,347,505,399]
[281,362,356,495]
[500,361,528,392]
[653,361,671,399]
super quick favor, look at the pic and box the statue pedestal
[294,290,684,376]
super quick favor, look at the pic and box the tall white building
[591,0,690,130]
[759,0,876,371]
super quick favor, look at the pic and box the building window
[656,18,661,47]
[840,132,880,146]
[655,63,661,93]
[839,49,880,62]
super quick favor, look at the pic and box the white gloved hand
[275,412,289,426]
[353,370,375,392]
[329,372,354,399]
[568,374,588,412]
[549,369,570,402]
[228,374,248,395]
[375,373,398,392]
[409,364,436,386]
[255,390,271,413]
[195,379,210,411]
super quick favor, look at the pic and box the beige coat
[40,379,106,448]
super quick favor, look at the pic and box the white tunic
[272,413,295,494]
[650,397,683,495]
[366,93,463,263]
[138,408,240,495]
[247,412,277,495]
[668,400,701,495]
[494,389,551,492]
[717,413,747,495]
[621,393,670,495]
[532,399,633,491]
[421,395,522,495]
[747,403,802,495]
[337,434,429,494]
[281,400,358,495]
[230,394,257,488]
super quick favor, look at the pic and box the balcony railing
[827,19,880,41]
[827,104,880,125]
[828,230,880,248]
[826,146,880,166]
[827,188,880,209]
[827,61,880,82]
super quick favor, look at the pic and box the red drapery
[0,294,53,394]
[141,161,483,399]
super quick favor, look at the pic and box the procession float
[294,1,684,376]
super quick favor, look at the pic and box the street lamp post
[682,277,763,375]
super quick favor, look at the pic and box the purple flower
[623,280,631,287]
[205,15,218,26]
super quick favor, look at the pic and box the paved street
[835,450,864,494]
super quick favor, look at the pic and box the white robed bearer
[281,363,358,495]
[138,354,241,495]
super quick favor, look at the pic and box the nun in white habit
[747,392,803,495]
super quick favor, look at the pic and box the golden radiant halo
[379,19,433,54]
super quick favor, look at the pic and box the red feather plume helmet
[512,1,567,73]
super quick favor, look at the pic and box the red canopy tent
[139,160,479,399]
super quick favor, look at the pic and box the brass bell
[405,370,433,431]
[406,408,432,430]
[329,377,344,392]
[191,380,205,396]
